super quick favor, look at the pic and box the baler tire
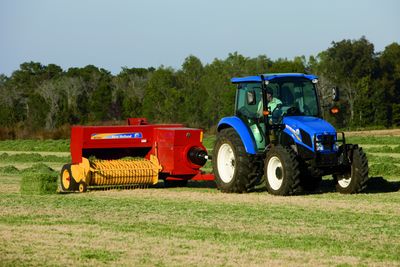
[264,145,300,196]
[60,164,78,192]
[213,128,253,193]
[335,147,369,194]
[78,182,87,193]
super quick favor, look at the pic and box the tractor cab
[233,74,321,151]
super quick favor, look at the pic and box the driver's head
[266,89,273,101]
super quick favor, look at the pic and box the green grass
[1,183,399,266]
[202,134,216,150]
[0,135,400,266]
[347,136,400,145]
[0,152,70,163]
[365,145,400,153]
[0,139,69,152]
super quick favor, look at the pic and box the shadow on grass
[59,177,399,194]
[364,176,400,193]
[311,177,400,195]
[187,180,217,188]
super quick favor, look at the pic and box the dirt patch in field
[345,129,400,137]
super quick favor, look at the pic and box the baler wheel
[78,182,87,193]
[60,164,78,192]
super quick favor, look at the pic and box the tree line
[0,36,399,139]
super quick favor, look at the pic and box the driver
[266,89,282,112]
[257,89,282,117]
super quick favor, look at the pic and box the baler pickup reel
[60,118,213,192]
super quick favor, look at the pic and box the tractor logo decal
[285,125,301,142]
[91,132,143,140]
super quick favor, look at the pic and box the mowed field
[1,132,400,266]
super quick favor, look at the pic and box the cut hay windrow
[0,165,20,175]
[0,152,70,163]
[0,139,69,152]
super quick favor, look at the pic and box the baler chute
[60,118,213,192]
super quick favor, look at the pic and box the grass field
[1,133,400,266]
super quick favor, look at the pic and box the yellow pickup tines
[90,157,160,186]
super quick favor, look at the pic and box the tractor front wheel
[264,145,300,195]
[213,128,252,193]
[335,147,369,194]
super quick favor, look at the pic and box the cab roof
[231,73,318,84]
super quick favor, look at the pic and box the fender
[217,116,257,154]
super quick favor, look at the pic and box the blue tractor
[212,73,369,195]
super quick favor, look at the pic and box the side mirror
[332,87,339,101]
[247,91,256,105]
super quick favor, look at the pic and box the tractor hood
[282,116,336,150]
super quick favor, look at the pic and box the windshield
[235,78,320,121]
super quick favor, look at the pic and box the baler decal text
[91,132,143,140]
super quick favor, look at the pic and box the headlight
[316,142,324,151]
[333,143,339,151]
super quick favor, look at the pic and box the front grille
[316,134,335,151]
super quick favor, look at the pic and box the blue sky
[0,0,399,76]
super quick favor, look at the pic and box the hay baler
[60,118,213,192]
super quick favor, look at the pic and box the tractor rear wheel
[60,164,78,192]
[264,145,300,195]
[213,128,253,193]
[335,147,369,194]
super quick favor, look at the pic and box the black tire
[264,145,300,195]
[60,164,78,192]
[335,147,369,194]
[212,128,254,193]
[78,182,87,193]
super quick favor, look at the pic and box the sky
[0,0,399,76]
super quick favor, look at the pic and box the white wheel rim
[267,156,283,190]
[338,166,353,188]
[217,143,235,183]
[338,177,351,188]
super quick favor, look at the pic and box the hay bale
[20,163,58,195]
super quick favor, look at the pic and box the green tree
[316,37,376,126]
[143,67,179,122]
[177,55,205,126]
[27,93,50,130]
[269,57,306,73]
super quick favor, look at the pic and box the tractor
[212,73,369,195]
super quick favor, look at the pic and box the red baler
[60,118,213,192]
